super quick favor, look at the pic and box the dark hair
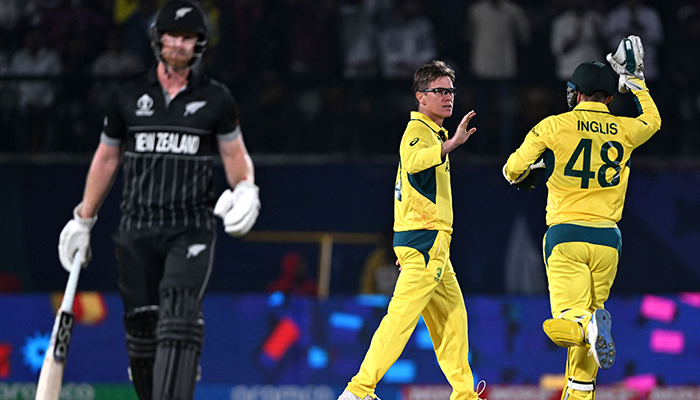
[413,60,455,94]
[582,91,612,102]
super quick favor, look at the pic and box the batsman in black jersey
[57,1,260,399]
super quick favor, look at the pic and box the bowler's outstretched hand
[442,110,477,156]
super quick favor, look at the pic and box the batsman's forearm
[225,151,254,187]
[80,144,121,218]
[239,152,255,184]
[220,135,255,187]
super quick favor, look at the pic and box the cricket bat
[36,250,84,400]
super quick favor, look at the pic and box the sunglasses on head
[420,87,456,96]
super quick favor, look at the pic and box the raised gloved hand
[214,180,260,237]
[503,158,546,191]
[606,35,645,92]
[58,203,97,272]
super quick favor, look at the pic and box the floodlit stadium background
[1,0,700,398]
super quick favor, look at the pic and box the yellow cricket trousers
[346,230,477,400]
[543,221,621,400]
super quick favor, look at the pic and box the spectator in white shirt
[10,27,62,152]
[377,0,437,79]
[551,0,607,82]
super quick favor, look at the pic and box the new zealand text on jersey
[135,132,200,154]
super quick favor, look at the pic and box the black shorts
[113,226,216,313]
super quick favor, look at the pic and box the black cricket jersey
[101,67,240,231]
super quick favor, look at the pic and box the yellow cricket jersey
[505,79,661,226]
[394,111,453,233]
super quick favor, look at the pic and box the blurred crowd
[0,0,698,156]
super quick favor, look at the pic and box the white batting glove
[58,203,97,272]
[606,35,645,93]
[214,180,260,237]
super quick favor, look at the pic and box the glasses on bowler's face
[420,87,456,96]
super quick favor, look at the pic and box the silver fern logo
[184,101,206,116]
[187,244,207,258]
[175,7,193,20]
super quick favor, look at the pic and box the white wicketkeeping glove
[214,180,260,237]
[58,203,97,272]
[503,158,546,185]
[606,35,645,93]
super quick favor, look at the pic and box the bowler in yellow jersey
[503,36,661,400]
[337,60,484,400]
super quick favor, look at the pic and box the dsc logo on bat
[53,312,75,361]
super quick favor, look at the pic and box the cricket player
[57,1,260,399]
[338,60,485,400]
[503,36,661,400]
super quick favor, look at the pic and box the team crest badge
[434,267,443,283]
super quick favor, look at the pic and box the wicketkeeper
[503,35,661,400]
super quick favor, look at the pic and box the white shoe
[338,390,377,400]
[587,309,616,370]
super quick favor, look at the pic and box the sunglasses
[420,87,456,96]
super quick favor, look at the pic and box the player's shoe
[337,390,379,400]
[587,309,615,370]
